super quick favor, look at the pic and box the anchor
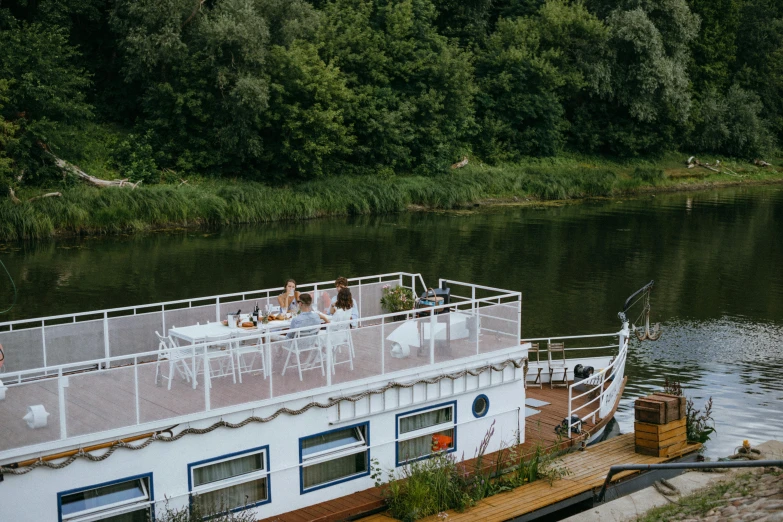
[619,280,662,341]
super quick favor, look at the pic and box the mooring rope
[1,357,527,476]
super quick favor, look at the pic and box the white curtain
[194,478,267,514]
[398,428,454,461]
[303,452,368,489]
[398,407,454,462]
[399,407,452,434]
[193,453,263,487]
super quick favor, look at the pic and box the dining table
[168,319,294,388]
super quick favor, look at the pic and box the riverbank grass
[637,469,783,522]
[3,151,783,241]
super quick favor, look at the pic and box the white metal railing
[564,324,629,438]
[0,273,432,375]
[0,278,521,457]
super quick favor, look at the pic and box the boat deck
[257,378,627,522]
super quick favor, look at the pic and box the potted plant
[380,285,415,318]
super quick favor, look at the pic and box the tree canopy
[0,0,781,187]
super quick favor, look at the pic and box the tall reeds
[0,155,755,241]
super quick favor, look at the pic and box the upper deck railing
[0,274,522,459]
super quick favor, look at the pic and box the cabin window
[59,474,152,522]
[472,394,489,418]
[188,446,270,516]
[300,422,370,492]
[396,402,456,465]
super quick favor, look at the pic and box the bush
[689,86,776,158]
[113,130,160,183]
[152,497,258,522]
[663,378,716,444]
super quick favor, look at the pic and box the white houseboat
[0,273,629,521]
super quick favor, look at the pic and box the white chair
[155,332,193,390]
[281,325,324,381]
[548,342,568,389]
[326,320,354,374]
[526,343,542,389]
[233,330,267,382]
[202,333,236,385]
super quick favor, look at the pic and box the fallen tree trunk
[28,192,62,202]
[8,187,21,204]
[49,153,141,189]
[451,157,469,169]
[685,156,720,173]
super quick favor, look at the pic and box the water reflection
[620,318,783,457]
[0,184,782,457]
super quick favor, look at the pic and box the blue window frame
[187,445,271,517]
[299,421,370,494]
[472,394,490,418]
[57,473,153,522]
[395,401,457,466]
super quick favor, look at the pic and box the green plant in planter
[380,285,416,313]
[663,378,716,444]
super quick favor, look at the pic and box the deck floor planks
[357,434,701,522]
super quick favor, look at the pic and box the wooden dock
[359,434,701,522]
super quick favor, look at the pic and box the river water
[1,184,781,458]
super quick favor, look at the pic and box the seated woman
[330,277,359,327]
[330,287,358,328]
[277,279,300,313]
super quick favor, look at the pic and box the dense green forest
[0,0,781,192]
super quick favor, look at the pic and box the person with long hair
[277,279,300,312]
[330,286,358,328]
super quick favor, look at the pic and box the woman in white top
[330,287,354,324]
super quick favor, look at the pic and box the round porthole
[472,394,489,418]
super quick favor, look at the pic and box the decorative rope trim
[1,357,527,476]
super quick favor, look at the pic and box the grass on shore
[636,472,761,522]
[2,151,782,241]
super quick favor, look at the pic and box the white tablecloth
[169,320,292,344]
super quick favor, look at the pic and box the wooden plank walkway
[359,434,702,522]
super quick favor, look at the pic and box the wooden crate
[634,394,685,424]
[651,393,686,420]
[635,417,688,457]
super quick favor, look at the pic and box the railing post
[204,346,211,411]
[381,317,385,376]
[325,335,332,387]
[134,356,140,425]
[215,297,221,323]
[567,384,573,439]
[517,295,522,345]
[358,281,363,326]
[430,308,436,365]
[103,312,111,369]
[41,322,48,375]
[58,367,67,439]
